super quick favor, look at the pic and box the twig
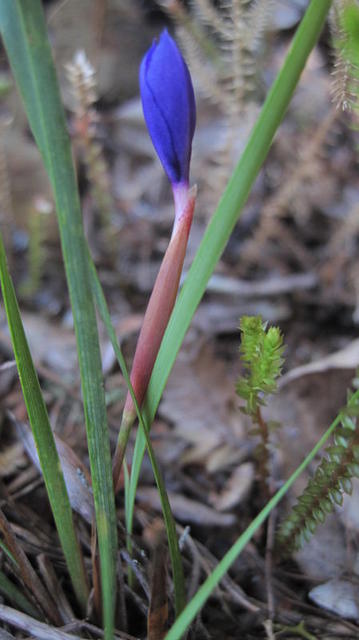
[263,618,276,640]
[120,549,150,601]
[62,619,139,640]
[0,604,139,640]
[0,509,61,625]
[178,530,201,601]
[182,530,260,614]
[37,554,75,624]
[0,604,84,640]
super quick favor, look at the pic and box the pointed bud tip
[139,29,196,186]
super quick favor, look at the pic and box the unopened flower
[139,29,196,187]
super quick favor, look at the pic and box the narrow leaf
[0,236,89,613]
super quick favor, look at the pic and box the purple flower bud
[139,29,196,186]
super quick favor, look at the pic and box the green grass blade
[88,254,186,616]
[128,0,332,543]
[164,391,351,639]
[0,570,40,619]
[0,234,89,613]
[0,3,117,637]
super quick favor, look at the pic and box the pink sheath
[123,192,195,416]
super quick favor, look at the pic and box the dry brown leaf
[280,338,359,388]
[205,272,317,297]
[0,312,77,374]
[14,417,94,524]
[309,579,359,621]
[192,300,290,335]
[294,514,347,581]
[210,463,254,512]
[160,343,243,467]
[205,443,251,474]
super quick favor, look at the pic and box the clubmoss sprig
[66,50,113,232]
[277,384,359,555]
[237,316,284,414]
[236,316,284,493]
[330,0,359,114]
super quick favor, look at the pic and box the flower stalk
[113,187,196,489]
[112,30,196,489]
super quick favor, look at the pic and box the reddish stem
[112,189,196,489]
